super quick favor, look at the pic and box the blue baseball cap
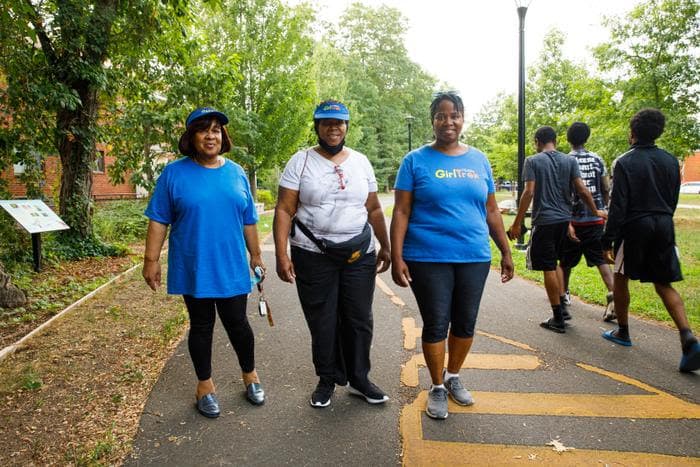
[313,101,350,121]
[186,107,229,127]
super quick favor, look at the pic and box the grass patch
[257,212,273,238]
[20,365,43,391]
[161,308,187,343]
[495,214,699,328]
[678,194,700,206]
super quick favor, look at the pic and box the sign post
[0,200,70,272]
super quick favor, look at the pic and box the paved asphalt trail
[127,201,699,465]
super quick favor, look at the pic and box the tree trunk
[57,83,98,238]
[248,168,257,200]
[0,262,27,309]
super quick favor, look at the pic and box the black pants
[291,247,376,386]
[183,294,255,381]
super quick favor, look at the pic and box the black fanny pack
[292,218,372,264]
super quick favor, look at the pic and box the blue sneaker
[679,341,700,373]
[196,393,220,418]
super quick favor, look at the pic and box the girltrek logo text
[435,168,479,179]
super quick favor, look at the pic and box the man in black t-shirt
[559,122,615,321]
[601,108,699,372]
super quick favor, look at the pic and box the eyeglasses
[334,165,346,190]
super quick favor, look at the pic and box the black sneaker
[310,378,335,408]
[540,317,566,333]
[561,307,572,321]
[347,380,389,404]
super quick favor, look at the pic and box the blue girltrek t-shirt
[394,145,495,263]
[145,157,258,298]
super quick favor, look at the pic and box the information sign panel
[0,200,70,234]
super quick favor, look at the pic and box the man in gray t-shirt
[508,126,605,334]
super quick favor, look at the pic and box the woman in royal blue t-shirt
[143,107,266,418]
[390,92,514,420]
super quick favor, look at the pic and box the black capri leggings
[183,294,255,381]
[406,261,490,343]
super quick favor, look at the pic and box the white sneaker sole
[309,398,331,408]
[426,407,448,419]
[448,393,474,406]
[347,385,389,404]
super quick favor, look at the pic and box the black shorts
[526,222,568,271]
[613,215,683,283]
[560,223,606,268]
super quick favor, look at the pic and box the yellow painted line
[402,318,422,350]
[402,353,541,387]
[376,276,406,306]
[402,323,537,353]
[475,330,536,352]
[450,391,700,419]
[400,394,700,466]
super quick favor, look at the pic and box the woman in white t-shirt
[273,100,391,409]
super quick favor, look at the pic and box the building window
[93,150,105,173]
[13,163,26,175]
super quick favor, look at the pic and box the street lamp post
[405,115,415,152]
[515,1,529,249]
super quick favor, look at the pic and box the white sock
[444,370,460,381]
[430,384,445,391]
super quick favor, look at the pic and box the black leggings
[183,294,255,381]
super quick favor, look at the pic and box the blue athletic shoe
[679,341,700,373]
[602,329,632,347]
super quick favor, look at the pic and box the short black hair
[534,126,557,145]
[567,122,590,147]
[630,108,665,144]
[178,116,232,157]
[430,91,464,121]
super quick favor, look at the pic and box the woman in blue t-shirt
[143,107,266,418]
[390,92,514,420]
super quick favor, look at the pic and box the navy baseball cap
[313,101,350,121]
[186,107,229,128]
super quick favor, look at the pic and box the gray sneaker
[426,386,448,420]
[443,372,474,406]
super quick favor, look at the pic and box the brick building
[681,151,700,183]
[3,145,140,201]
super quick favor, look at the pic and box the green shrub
[256,189,276,209]
[93,200,149,245]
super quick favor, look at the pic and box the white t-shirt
[279,147,378,253]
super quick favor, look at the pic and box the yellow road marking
[402,353,541,387]
[475,330,536,352]
[376,276,406,306]
[400,395,700,466]
[447,390,700,419]
[402,318,422,350]
[392,282,700,464]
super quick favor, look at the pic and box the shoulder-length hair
[178,116,232,157]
